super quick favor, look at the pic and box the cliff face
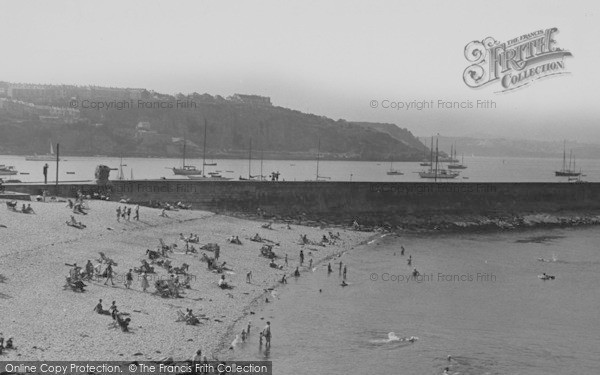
[0,91,427,160]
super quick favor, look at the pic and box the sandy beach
[0,198,371,361]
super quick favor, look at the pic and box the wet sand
[0,199,371,361]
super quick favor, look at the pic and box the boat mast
[316,139,321,180]
[435,137,439,183]
[562,140,566,171]
[260,149,264,181]
[182,139,186,168]
[248,138,252,180]
[429,136,434,171]
[202,118,207,176]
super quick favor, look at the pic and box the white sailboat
[25,142,59,161]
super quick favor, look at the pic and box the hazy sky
[2,0,598,142]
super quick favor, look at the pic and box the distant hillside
[0,84,427,161]
[425,136,600,159]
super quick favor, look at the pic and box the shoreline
[213,234,377,358]
[0,198,373,362]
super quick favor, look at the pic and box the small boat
[419,162,431,167]
[187,174,232,181]
[66,171,75,175]
[386,155,404,175]
[555,140,581,177]
[0,165,18,175]
[203,162,217,166]
[172,140,201,175]
[173,165,201,175]
[419,137,459,179]
[25,142,59,161]
[447,143,467,169]
[538,274,555,280]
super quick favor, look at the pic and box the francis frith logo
[463,28,572,92]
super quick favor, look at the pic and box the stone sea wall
[6,180,600,228]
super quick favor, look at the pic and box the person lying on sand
[251,233,263,242]
[218,275,232,289]
[227,236,242,245]
[269,259,282,269]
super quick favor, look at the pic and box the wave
[369,332,419,344]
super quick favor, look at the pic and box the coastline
[213,232,378,359]
[0,199,372,362]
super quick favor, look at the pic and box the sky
[1,0,599,142]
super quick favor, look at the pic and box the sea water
[3,155,600,183]
[231,228,600,375]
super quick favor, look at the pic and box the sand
[0,198,371,361]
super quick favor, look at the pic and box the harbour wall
[5,180,600,226]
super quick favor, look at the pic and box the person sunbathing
[218,275,232,289]
[252,233,263,242]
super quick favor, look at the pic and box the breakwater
[6,180,600,227]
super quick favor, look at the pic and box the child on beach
[284,254,288,266]
[104,263,115,286]
[246,271,252,283]
[125,269,133,289]
[93,299,104,314]
[134,205,139,220]
[247,321,252,335]
[126,207,131,221]
[116,207,121,222]
[299,250,304,265]
[141,273,149,292]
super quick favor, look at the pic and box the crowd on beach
[2,191,363,363]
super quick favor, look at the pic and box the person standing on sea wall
[43,163,49,184]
